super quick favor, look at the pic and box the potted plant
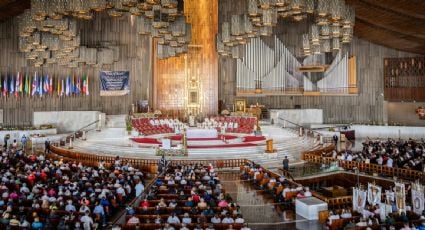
[126,121,133,135]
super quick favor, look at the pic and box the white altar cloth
[295,197,328,220]
[186,129,218,139]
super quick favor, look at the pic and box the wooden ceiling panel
[354,19,425,55]
[0,0,30,22]
[347,0,425,55]
[1,0,425,54]
[360,0,425,20]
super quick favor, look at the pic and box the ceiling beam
[349,0,425,40]
[358,0,425,20]
[354,19,425,55]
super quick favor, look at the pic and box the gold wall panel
[153,0,218,118]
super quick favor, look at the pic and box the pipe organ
[236,36,357,96]
[236,36,303,95]
[318,52,349,93]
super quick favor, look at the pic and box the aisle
[217,171,322,230]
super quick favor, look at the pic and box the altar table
[186,129,218,139]
[295,197,328,220]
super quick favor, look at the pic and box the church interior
[0,0,425,229]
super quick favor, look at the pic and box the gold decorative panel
[153,0,218,118]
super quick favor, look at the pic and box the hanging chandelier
[217,0,355,58]
[18,0,191,67]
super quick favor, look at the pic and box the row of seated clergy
[200,122,239,129]
[148,119,182,127]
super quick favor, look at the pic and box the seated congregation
[121,163,250,230]
[0,145,145,229]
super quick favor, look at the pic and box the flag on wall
[10,75,15,95]
[43,75,49,94]
[57,77,60,96]
[71,75,75,95]
[24,73,29,95]
[61,78,65,97]
[76,76,81,95]
[49,76,53,96]
[31,72,38,96]
[85,75,89,96]
[15,72,20,97]
[65,76,70,96]
[19,73,23,93]
[38,75,43,97]
[3,74,8,97]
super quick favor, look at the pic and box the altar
[295,197,328,220]
[186,129,218,139]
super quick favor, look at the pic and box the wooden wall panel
[0,12,152,127]
[217,1,422,124]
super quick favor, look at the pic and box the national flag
[38,75,43,97]
[10,75,14,95]
[76,76,81,95]
[44,75,49,94]
[85,75,89,96]
[49,76,53,95]
[19,73,23,93]
[15,72,20,97]
[65,76,70,96]
[61,78,65,97]
[82,75,86,95]
[24,73,29,95]
[71,75,75,95]
[31,72,38,96]
[3,74,8,97]
[57,77,60,96]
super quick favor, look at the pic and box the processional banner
[395,182,406,213]
[412,183,424,215]
[367,183,382,206]
[99,71,130,96]
[353,187,367,212]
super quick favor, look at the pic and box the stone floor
[217,171,323,230]
[70,124,319,169]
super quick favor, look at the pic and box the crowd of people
[0,143,145,230]
[123,163,250,230]
[240,162,312,207]
[329,138,425,171]
[336,207,425,230]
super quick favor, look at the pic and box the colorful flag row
[0,72,89,98]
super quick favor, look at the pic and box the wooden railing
[302,146,425,183]
[49,145,248,173]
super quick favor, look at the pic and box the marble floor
[218,171,323,230]
[68,124,319,169]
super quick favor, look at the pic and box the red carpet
[130,138,161,144]
[187,143,257,149]
[169,134,238,141]
[131,135,265,149]
[243,136,266,142]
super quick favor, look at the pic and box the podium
[265,139,276,153]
